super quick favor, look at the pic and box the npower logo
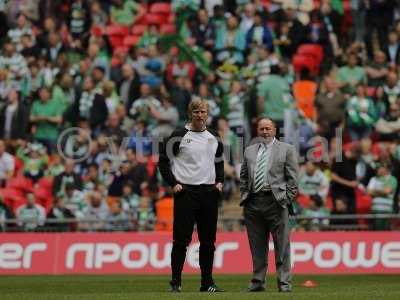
[291,241,400,268]
[65,242,239,269]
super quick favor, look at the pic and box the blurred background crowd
[0,0,400,232]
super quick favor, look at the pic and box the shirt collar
[261,137,275,148]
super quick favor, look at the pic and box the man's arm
[158,128,187,187]
[214,132,224,185]
[285,145,299,202]
[239,149,249,199]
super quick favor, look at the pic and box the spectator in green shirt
[367,163,398,230]
[30,87,63,152]
[337,53,366,95]
[110,0,144,26]
[257,64,292,134]
[346,85,377,141]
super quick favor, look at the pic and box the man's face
[305,161,316,175]
[27,194,35,207]
[140,84,150,96]
[39,89,50,102]
[191,105,208,130]
[348,55,357,67]
[122,64,133,78]
[257,119,276,142]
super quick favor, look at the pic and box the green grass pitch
[1,274,399,299]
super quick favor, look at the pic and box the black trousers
[171,184,219,286]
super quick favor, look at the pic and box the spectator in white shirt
[16,193,46,231]
[0,139,14,186]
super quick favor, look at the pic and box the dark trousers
[244,191,291,290]
[171,184,219,286]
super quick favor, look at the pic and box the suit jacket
[385,44,400,65]
[0,102,29,140]
[239,140,299,207]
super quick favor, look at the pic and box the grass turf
[0,274,399,300]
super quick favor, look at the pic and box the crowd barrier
[0,232,399,274]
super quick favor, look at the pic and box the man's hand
[215,182,223,192]
[173,184,183,194]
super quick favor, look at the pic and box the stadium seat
[367,86,377,97]
[155,196,173,231]
[145,14,166,26]
[0,188,26,212]
[297,194,312,208]
[292,54,318,75]
[160,24,176,34]
[106,196,119,208]
[355,188,372,214]
[13,156,24,176]
[131,24,147,35]
[37,176,53,191]
[297,44,324,65]
[150,2,171,14]
[167,14,175,24]
[106,25,130,36]
[108,36,124,48]
[33,187,53,212]
[123,35,140,47]
[293,80,317,120]
[91,25,104,37]
[260,0,270,9]
[6,176,33,193]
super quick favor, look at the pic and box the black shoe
[169,281,181,293]
[200,284,225,292]
[247,279,265,292]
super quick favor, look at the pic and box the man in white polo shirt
[159,99,225,293]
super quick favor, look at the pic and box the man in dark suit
[0,89,29,141]
[385,30,400,66]
[239,117,299,292]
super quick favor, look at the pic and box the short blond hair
[188,98,209,119]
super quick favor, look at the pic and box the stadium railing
[1,214,400,232]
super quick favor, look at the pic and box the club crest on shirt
[208,138,214,144]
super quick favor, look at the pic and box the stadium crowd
[0,0,400,232]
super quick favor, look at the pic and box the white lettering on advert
[291,241,400,269]
[65,242,239,269]
[0,243,47,269]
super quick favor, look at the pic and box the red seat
[355,188,372,214]
[106,24,130,36]
[260,0,270,9]
[145,14,166,26]
[13,156,24,176]
[150,2,171,14]
[297,44,324,65]
[34,187,53,211]
[167,14,175,24]
[367,86,377,97]
[109,36,124,48]
[160,24,176,34]
[292,54,318,75]
[0,188,26,211]
[123,35,140,47]
[38,176,53,191]
[297,194,312,209]
[131,24,147,35]
[91,25,104,36]
[6,176,33,193]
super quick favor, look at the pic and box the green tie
[254,146,267,192]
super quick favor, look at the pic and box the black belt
[182,183,215,188]
[253,190,272,195]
